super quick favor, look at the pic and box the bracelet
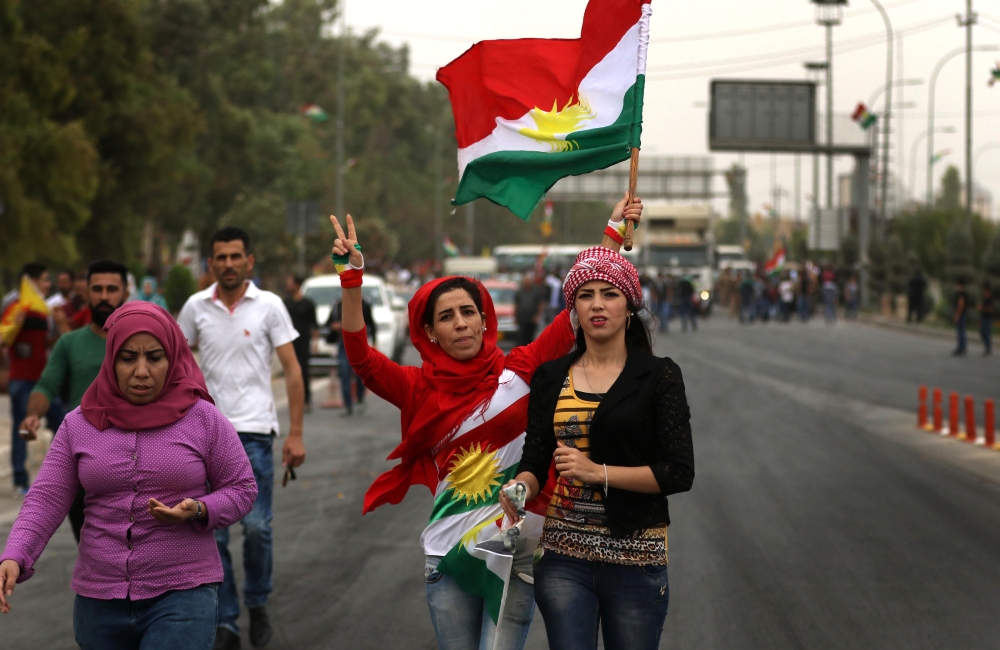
[191,500,203,521]
[603,464,609,494]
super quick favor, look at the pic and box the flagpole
[623,147,640,251]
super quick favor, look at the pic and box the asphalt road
[1,315,998,649]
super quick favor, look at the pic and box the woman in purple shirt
[0,302,257,650]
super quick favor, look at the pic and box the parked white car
[301,274,408,371]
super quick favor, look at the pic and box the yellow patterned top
[540,371,667,566]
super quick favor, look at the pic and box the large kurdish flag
[437,0,652,220]
[419,370,544,627]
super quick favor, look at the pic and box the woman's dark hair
[574,300,653,354]
[423,277,486,327]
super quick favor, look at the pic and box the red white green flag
[764,247,786,275]
[437,0,651,220]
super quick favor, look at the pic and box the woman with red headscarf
[500,247,695,650]
[0,302,257,650]
[329,196,641,650]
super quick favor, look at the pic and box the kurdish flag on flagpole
[437,0,652,220]
[764,247,786,276]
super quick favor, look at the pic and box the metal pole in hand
[623,147,640,251]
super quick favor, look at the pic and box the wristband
[604,223,625,245]
[332,244,362,272]
[339,268,363,289]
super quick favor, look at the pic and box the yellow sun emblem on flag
[446,443,504,505]
[519,94,596,152]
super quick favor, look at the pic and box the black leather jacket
[519,346,695,538]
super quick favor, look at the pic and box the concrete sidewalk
[855,312,985,350]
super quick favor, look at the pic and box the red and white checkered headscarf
[562,246,642,313]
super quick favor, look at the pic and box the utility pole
[869,0,893,236]
[335,4,346,219]
[795,155,801,221]
[465,201,475,255]
[959,0,976,219]
[824,19,835,209]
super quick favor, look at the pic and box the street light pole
[925,44,998,207]
[813,1,843,211]
[335,4,346,220]
[868,0,893,235]
[959,0,977,219]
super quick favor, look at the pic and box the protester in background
[327,295,375,417]
[136,275,170,311]
[47,269,81,327]
[979,283,993,357]
[658,273,673,333]
[330,194,641,650]
[0,302,257,650]
[514,273,546,346]
[798,264,813,323]
[821,264,838,324]
[844,275,859,320]
[907,269,927,323]
[678,276,696,332]
[1,263,62,497]
[778,272,795,323]
[545,269,564,324]
[952,279,969,357]
[284,276,318,413]
[178,227,306,650]
[739,272,755,323]
[501,248,694,650]
[17,260,130,542]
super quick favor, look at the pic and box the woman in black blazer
[500,246,694,650]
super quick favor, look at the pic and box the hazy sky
[344,0,1000,222]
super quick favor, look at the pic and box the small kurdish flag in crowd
[300,104,329,121]
[851,102,877,130]
[437,0,652,220]
[989,61,1000,87]
[764,247,786,276]
[442,237,460,257]
[0,276,49,346]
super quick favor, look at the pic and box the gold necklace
[581,356,624,398]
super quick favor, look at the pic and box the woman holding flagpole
[500,246,694,650]
[328,195,640,650]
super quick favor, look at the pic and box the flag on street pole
[437,0,651,220]
[443,237,460,257]
[764,248,786,276]
[988,61,1000,87]
[851,102,877,130]
[300,104,329,121]
[930,148,951,165]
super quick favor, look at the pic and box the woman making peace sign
[329,196,641,650]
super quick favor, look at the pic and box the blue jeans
[216,433,274,634]
[338,342,365,409]
[8,380,64,488]
[425,555,535,650]
[982,315,993,354]
[956,313,968,353]
[823,287,837,322]
[534,550,669,650]
[658,304,671,332]
[73,584,218,650]
[797,295,810,322]
[678,301,697,331]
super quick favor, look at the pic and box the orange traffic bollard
[964,395,977,443]
[985,399,996,448]
[949,392,960,437]
[933,388,943,432]
[918,385,928,429]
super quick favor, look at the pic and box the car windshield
[487,288,517,305]
[304,285,383,307]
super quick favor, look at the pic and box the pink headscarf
[562,246,642,312]
[80,302,213,431]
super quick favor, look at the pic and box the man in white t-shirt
[178,227,306,650]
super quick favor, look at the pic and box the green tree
[943,217,977,315]
[984,227,1000,290]
[163,263,197,312]
[936,165,961,211]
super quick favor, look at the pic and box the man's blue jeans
[956,313,968,353]
[982,315,993,354]
[533,550,669,650]
[73,584,218,650]
[338,342,365,409]
[216,433,273,634]
[8,380,64,488]
[425,555,535,650]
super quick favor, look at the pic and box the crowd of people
[0,193,697,650]
[712,262,858,325]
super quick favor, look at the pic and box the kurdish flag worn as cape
[437,0,651,220]
[421,369,547,632]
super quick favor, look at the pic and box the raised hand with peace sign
[330,214,363,269]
